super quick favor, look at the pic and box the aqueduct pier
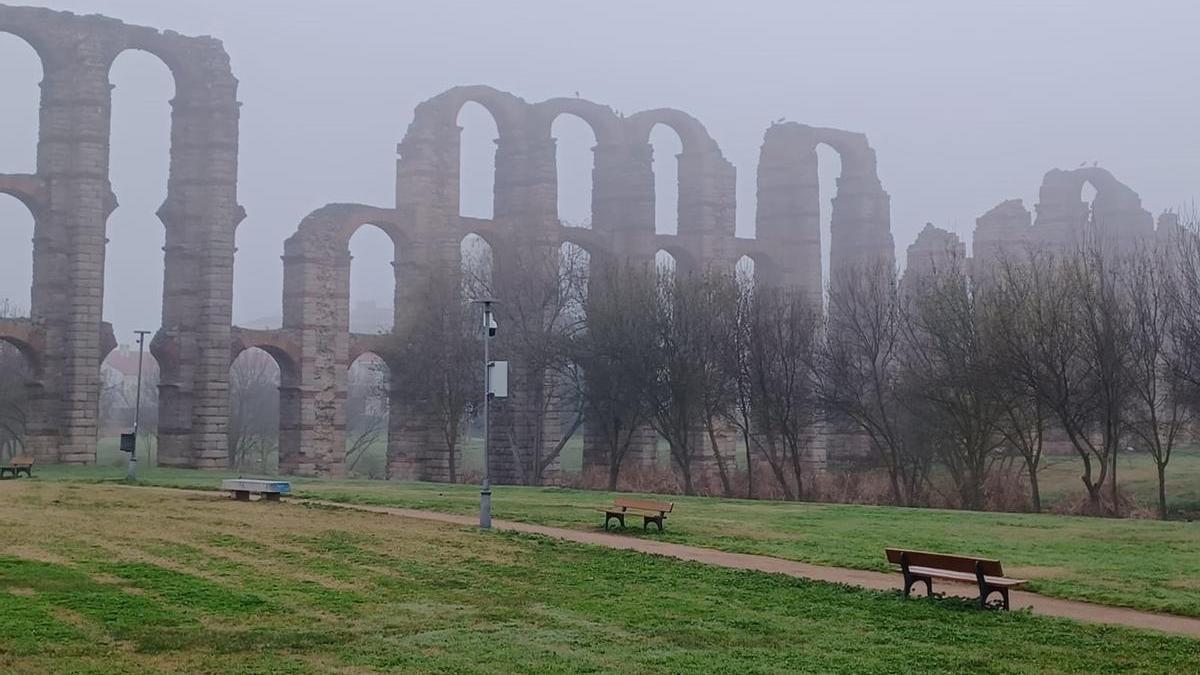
[1,5,1164,482]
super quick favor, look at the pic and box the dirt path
[306,499,1200,638]
[125,486,1200,638]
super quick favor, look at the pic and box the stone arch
[0,190,37,313]
[1034,167,1153,251]
[533,98,624,148]
[625,109,719,153]
[278,204,412,477]
[460,231,495,294]
[737,252,777,287]
[755,122,891,296]
[0,7,245,468]
[0,174,46,220]
[0,29,42,175]
[457,101,500,220]
[410,85,529,141]
[230,329,300,383]
[397,86,531,222]
[227,345,283,471]
[0,319,43,377]
[348,225,400,334]
[345,350,390,476]
[102,47,175,343]
[624,109,736,244]
[288,204,409,332]
[542,106,609,228]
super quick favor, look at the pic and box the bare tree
[1122,238,1195,519]
[696,271,741,497]
[732,284,821,501]
[994,247,1130,514]
[345,358,388,476]
[476,241,588,485]
[818,262,930,506]
[902,260,1007,510]
[389,266,479,483]
[571,262,658,489]
[644,268,739,496]
[0,300,28,460]
[228,350,280,472]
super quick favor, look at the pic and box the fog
[1,0,1197,338]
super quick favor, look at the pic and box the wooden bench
[0,456,34,479]
[221,479,291,502]
[886,548,1026,610]
[600,497,673,532]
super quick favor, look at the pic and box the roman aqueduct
[0,5,1162,482]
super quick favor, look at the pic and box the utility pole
[472,298,499,529]
[128,330,151,481]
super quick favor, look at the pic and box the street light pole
[478,300,497,529]
[129,330,152,481]
[481,301,492,529]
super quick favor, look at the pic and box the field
[39,465,1200,620]
[92,437,1200,515]
[2,481,1198,674]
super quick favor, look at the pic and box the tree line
[389,221,1200,519]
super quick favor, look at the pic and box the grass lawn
[1039,447,1200,514]
[1,482,1196,674]
[37,464,1200,621]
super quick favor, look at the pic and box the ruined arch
[1034,167,1153,252]
[0,319,42,376]
[457,101,500,220]
[0,192,36,312]
[0,30,41,174]
[533,98,623,148]
[547,110,602,229]
[646,122,683,236]
[103,47,174,341]
[625,108,719,153]
[0,5,244,467]
[754,122,892,297]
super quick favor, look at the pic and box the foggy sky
[1,0,1198,343]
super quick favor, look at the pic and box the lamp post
[128,330,152,481]
[472,298,498,529]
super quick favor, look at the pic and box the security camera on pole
[471,298,507,530]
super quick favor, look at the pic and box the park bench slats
[0,455,34,479]
[600,497,674,531]
[886,547,1027,610]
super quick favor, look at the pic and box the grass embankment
[39,465,1200,619]
[1,482,1197,674]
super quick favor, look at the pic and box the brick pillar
[828,146,894,284]
[151,61,242,468]
[582,141,659,477]
[755,125,821,298]
[485,131,564,485]
[279,231,347,477]
[676,145,737,268]
[27,199,65,462]
[38,59,112,464]
[605,141,657,265]
[394,122,464,481]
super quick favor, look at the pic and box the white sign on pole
[488,361,508,398]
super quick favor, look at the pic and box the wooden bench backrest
[886,548,1004,576]
[9,456,33,467]
[614,497,673,514]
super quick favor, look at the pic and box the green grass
[37,464,1200,620]
[1,482,1196,674]
[1039,447,1200,514]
